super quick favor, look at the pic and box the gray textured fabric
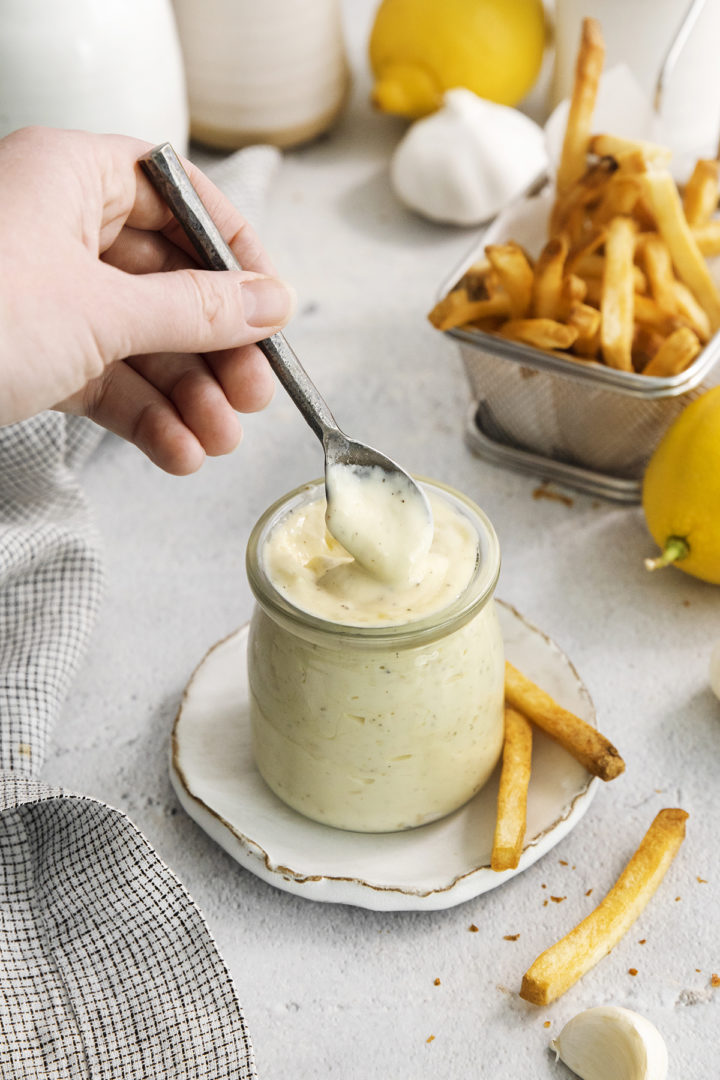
[0,144,280,1077]
[0,776,256,1079]
[197,146,281,232]
[0,413,103,776]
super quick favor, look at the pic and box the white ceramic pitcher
[172,0,350,149]
[0,0,189,150]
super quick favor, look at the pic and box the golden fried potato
[490,707,533,873]
[504,662,624,781]
[520,809,688,1005]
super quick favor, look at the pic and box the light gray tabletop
[45,3,720,1076]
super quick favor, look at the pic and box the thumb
[100,265,296,359]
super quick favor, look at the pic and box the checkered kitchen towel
[0,144,281,1078]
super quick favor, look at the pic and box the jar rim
[245,476,501,647]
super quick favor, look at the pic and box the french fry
[682,158,719,226]
[590,175,642,226]
[641,233,678,313]
[471,316,506,334]
[556,18,605,196]
[573,252,647,293]
[600,216,636,370]
[552,158,616,236]
[427,289,469,331]
[571,252,606,279]
[589,133,672,168]
[484,269,503,298]
[532,236,569,319]
[643,169,720,330]
[632,324,665,371]
[485,243,535,318]
[520,808,689,1005]
[497,318,578,351]
[560,273,588,314]
[672,280,711,342]
[573,326,601,359]
[490,707,533,873]
[427,288,511,331]
[612,149,657,176]
[567,225,607,267]
[577,275,601,306]
[457,262,492,300]
[460,295,512,321]
[633,292,679,334]
[692,219,720,256]
[567,300,601,343]
[504,662,624,781]
[563,203,593,249]
[642,325,701,377]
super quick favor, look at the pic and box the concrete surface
[44,3,720,1076]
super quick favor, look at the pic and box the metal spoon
[139,143,432,578]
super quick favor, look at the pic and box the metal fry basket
[435,0,720,503]
[454,326,720,502]
[437,195,720,504]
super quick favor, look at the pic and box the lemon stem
[644,536,690,572]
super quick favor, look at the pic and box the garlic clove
[709,640,720,700]
[390,88,548,226]
[551,1005,668,1080]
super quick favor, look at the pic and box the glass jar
[245,478,504,833]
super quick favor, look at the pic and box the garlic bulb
[390,88,548,226]
[551,1005,668,1080]
[710,640,720,700]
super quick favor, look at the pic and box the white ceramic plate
[170,601,598,911]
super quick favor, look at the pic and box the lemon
[642,386,720,584]
[369,0,546,118]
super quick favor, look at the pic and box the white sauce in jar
[248,480,505,832]
[262,488,477,626]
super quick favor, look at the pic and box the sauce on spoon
[324,463,434,585]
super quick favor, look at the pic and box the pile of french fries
[429,17,720,378]
[493,663,687,1005]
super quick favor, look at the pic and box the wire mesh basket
[437,194,720,503]
[454,323,720,502]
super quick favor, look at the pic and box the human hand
[0,126,296,473]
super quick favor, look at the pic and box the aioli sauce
[263,489,476,626]
[248,480,504,832]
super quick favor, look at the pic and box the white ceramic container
[172,0,350,149]
[0,0,188,150]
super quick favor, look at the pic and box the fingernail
[243,277,297,328]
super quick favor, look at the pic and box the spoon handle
[139,142,339,445]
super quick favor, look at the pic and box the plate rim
[170,600,599,908]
